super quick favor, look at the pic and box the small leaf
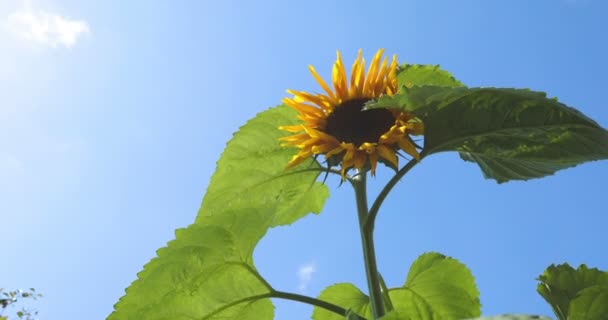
[402,252,481,319]
[312,283,371,320]
[368,85,461,113]
[109,106,330,320]
[366,64,464,112]
[313,253,480,320]
[396,64,464,88]
[537,263,608,320]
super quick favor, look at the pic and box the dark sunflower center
[324,98,395,147]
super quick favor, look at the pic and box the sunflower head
[279,49,424,178]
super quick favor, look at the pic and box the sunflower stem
[352,171,385,319]
[366,158,419,232]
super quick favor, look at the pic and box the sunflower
[279,49,424,178]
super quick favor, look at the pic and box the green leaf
[568,285,608,320]
[537,263,608,320]
[403,252,481,319]
[396,64,464,88]
[312,283,372,320]
[378,310,412,320]
[313,252,480,320]
[109,106,330,320]
[366,64,464,112]
[197,105,329,227]
[345,309,369,320]
[380,312,553,320]
[463,315,552,320]
[372,86,608,183]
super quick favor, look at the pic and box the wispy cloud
[7,8,89,48]
[297,262,316,292]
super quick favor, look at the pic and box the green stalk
[272,291,357,318]
[366,158,419,232]
[351,171,385,319]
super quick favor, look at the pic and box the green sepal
[109,106,330,320]
[537,263,608,320]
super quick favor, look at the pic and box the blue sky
[1,1,607,319]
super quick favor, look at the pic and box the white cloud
[297,262,316,292]
[7,9,89,48]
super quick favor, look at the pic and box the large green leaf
[197,105,329,227]
[312,252,480,320]
[463,315,552,320]
[381,313,552,320]
[537,263,608,320]
[109,106,330,320]
[369,86,608,183]
[568,286,608,320]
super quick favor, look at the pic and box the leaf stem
[204,290,357,319]
[202,293,274,319]
[352,171,385,319]
[272,290,366,319]
[365,157,420,232]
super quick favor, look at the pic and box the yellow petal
[278,125,304,133]
[286,151,312,168]
[333,51,349,100]
[353,150,366,169]
[397,137,420,161]
[349,49,363,96]
[325,145,344,158]
[364,49,385,96]
[368,152,378,175]
[377,144,398,168]
[308,65,337,103]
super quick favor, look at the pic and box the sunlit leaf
[198,105,329,227]
[109,106,330,320]
[379,312,552,320]
[463,315,552,320]
[396,64,464,88]
[537,263,608,320]
[378,310,412,320]
[568,285,608,320]
[369,86,608,183]
[313,284,371,320]
[403,252,480,319]
[312,252,480,320]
